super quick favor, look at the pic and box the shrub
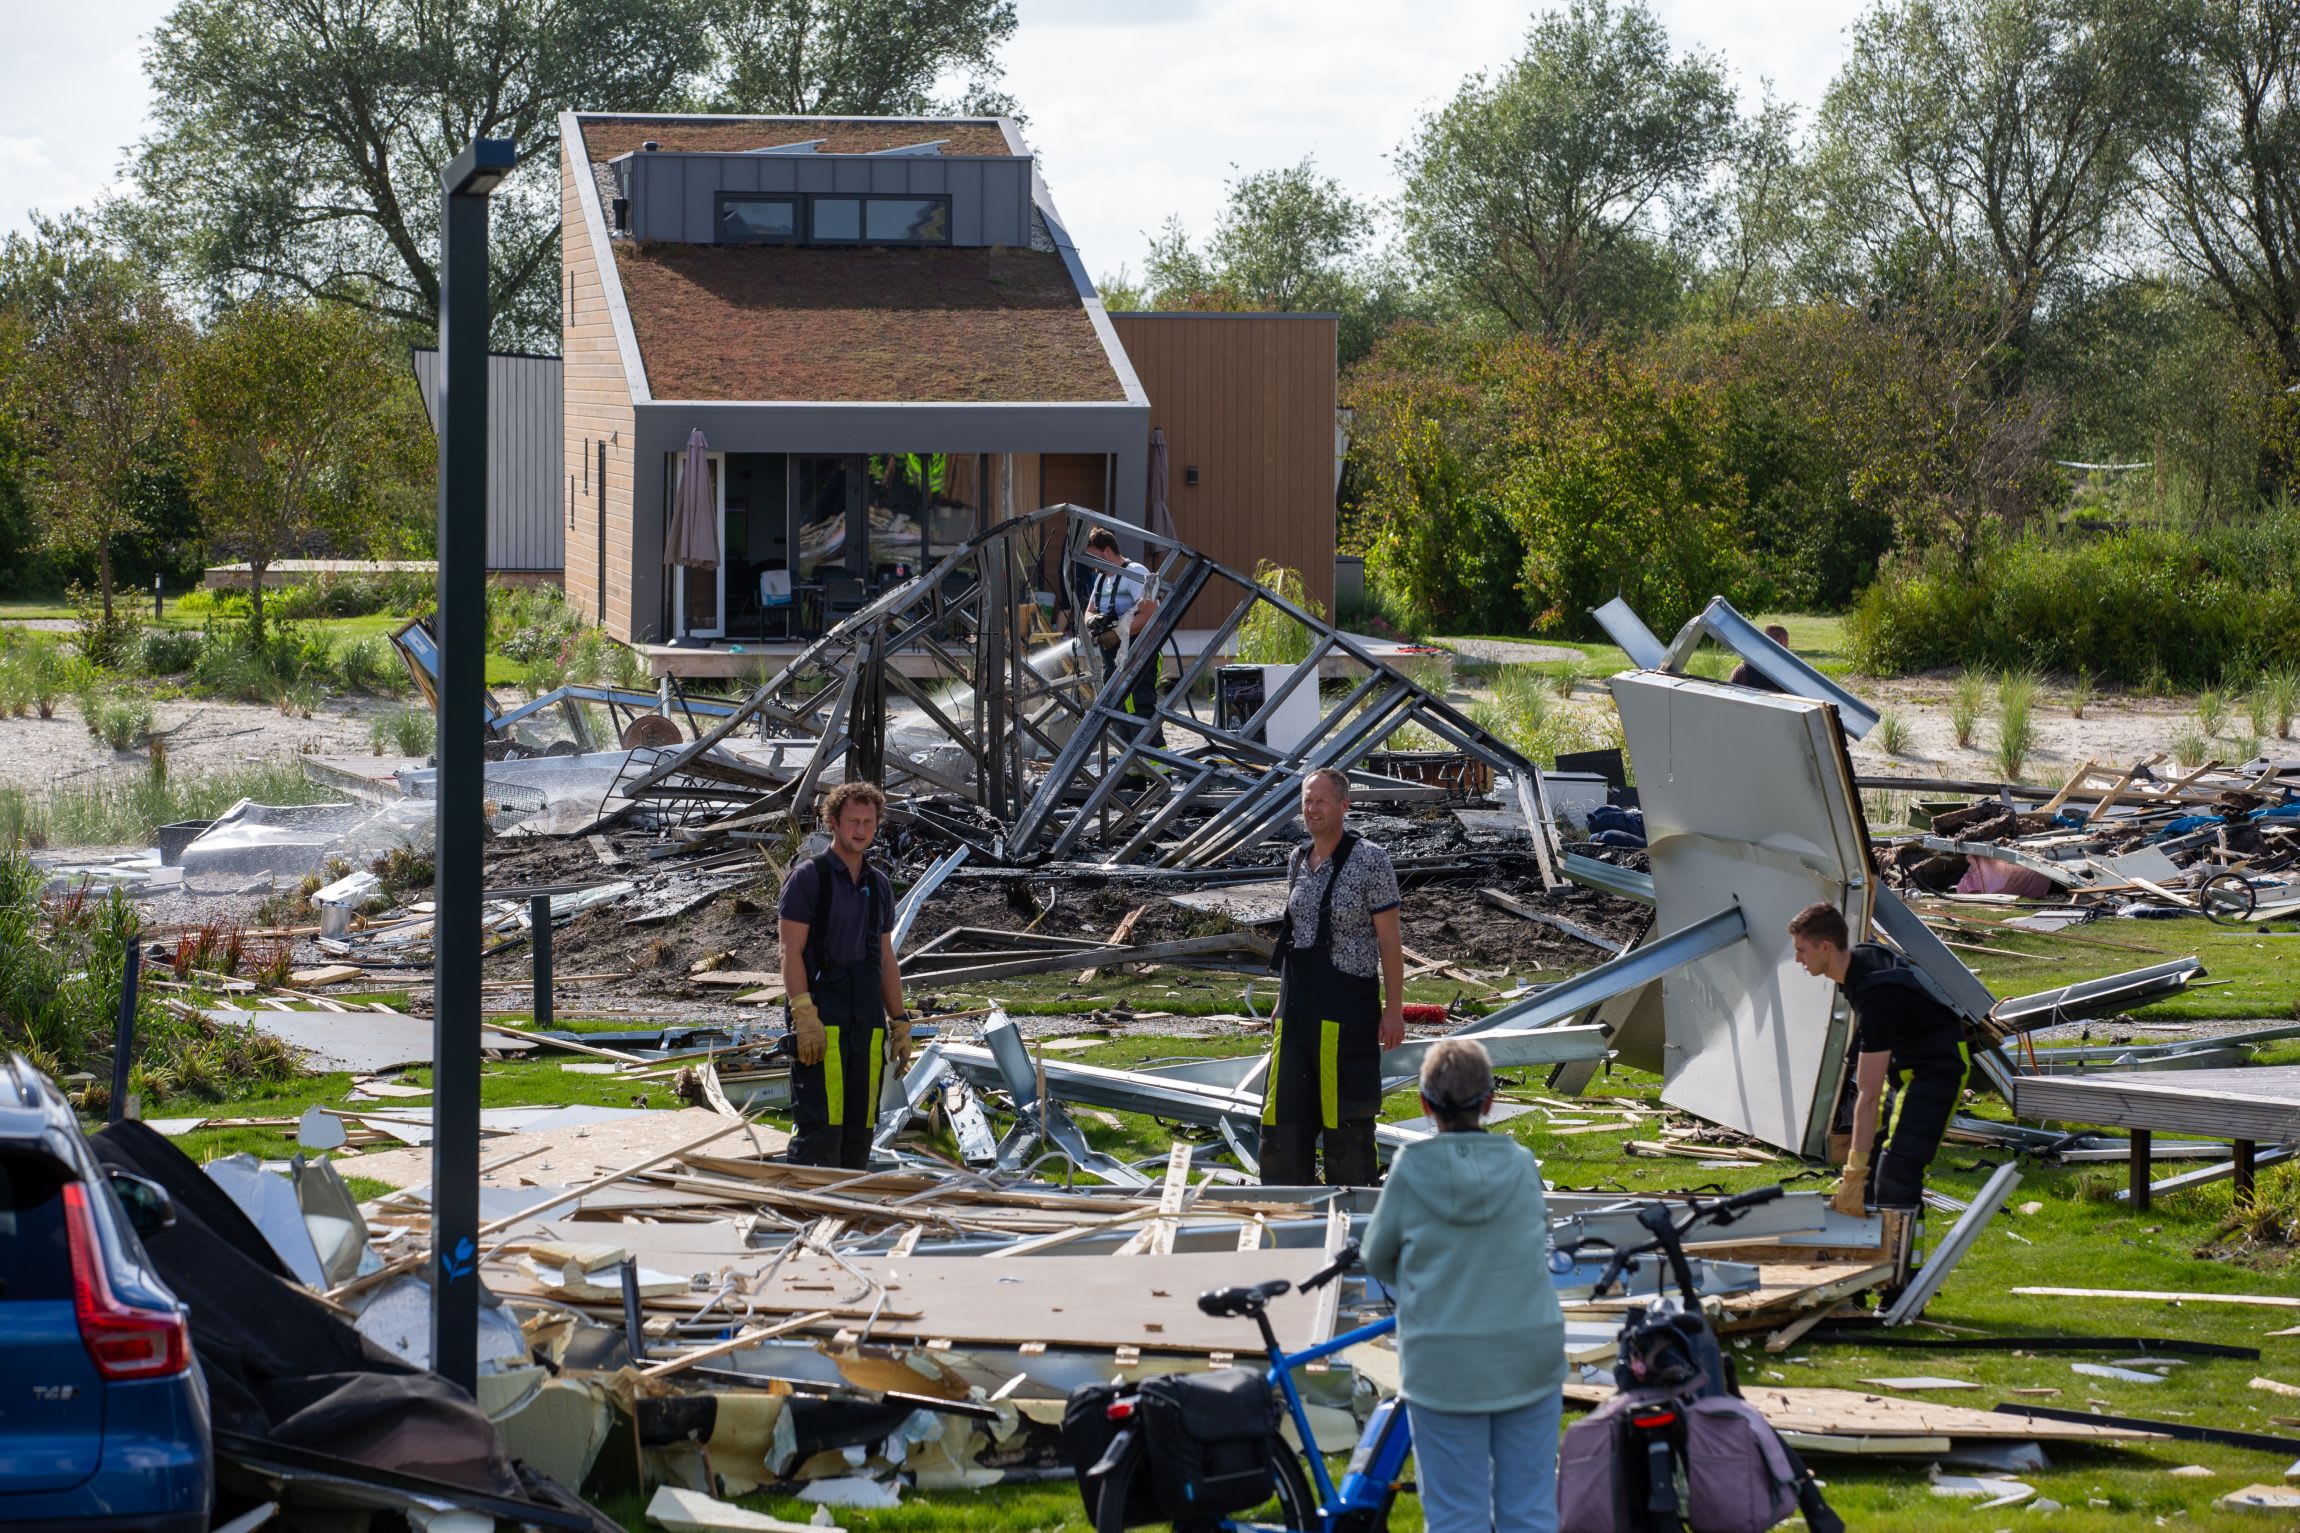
[1874,709,1912,756]
[2068,669,2092,720]
[2197,689,2228,738]
[1992,669,2039,782]
[87,692,155,752]
[137,628,206,676]
[2265,668,2298,738]
[1237,563,1323,666]
[0,853,302,1102]
[66,582,147,670]
[372,705,435,757]
[1950,668,1988,749]
[1845,511,2300,685]
[2170,729,2214,769]
[489,583,586,666]
[336,634,408,696]
[1468,666,1595,767]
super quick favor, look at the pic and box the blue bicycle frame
[1238,1311,1408,1532]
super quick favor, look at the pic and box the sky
[0,0,1861,279]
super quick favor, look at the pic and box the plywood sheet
[348,1107,780,1190]
[577,1247,1334,1355]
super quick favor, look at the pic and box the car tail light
[63,1181,189,1380]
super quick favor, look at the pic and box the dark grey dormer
[612,143,1035,248]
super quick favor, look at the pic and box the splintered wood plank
[1561,1384,2165,1441]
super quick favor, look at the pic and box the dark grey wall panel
[618,151,1031,245]
[410,349,565,573]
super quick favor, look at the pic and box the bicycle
[1555,1186,1842,1533]
[1076,1239,1408,1533]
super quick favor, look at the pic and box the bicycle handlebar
[1557,1185,1787,1301]
[1299,1240,1362,1293]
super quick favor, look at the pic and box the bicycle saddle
[1197,1279,1292,1317]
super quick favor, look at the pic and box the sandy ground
[1844,675,2279,782]
[0,694,408,795]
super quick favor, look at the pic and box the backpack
[1558,1388,1840,1533]
[1136,1368,1280,1527]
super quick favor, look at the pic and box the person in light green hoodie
[1363,1037,1565,1533]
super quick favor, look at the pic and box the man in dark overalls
[777,781,913,1169]
[1259,767,1408,1186]
[1790,902,1970,1222]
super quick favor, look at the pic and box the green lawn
[1429,612,1855,680]
[127,902,2299,1531]
[0,601,528,687]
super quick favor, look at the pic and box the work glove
[1831,1150,1871,1218]
[886,1013,915,1069]
[790,993,826,1066]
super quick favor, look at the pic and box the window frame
[805,193,953,248]
[714,193,801,245]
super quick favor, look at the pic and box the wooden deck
[2012,1064,2300,1209]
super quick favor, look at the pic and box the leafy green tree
[1,218,185,622]
[1134,158,1412,364]
[709,0,1018,116]
[1697,90,1806,322]
[131,0,715,346]
[2141,0,2300,486]
[1396,0,1736,339]
[177,303,426,638]
[1814,0,2192,386]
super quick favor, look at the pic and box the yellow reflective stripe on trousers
[865,1028,886,1126]
[823,1025,845,1126]
[1320,1019,1341,1130]
[1262,1019,1283,1125]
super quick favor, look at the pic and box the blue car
[0,1053,211,1532]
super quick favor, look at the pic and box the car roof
[0,1052,84,1166]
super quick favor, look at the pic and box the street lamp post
[430,136,515,1396]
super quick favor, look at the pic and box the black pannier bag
[1137,1367,1280,1525]
[1064,1381,1162,1529]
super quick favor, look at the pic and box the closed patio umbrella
[666,428,719,569]
[1147,427,1178,543]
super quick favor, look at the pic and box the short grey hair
[1420,1038,1493,1130]
[1301,766,1351,800]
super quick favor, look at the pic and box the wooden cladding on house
[1108,314,1338,627]
[562,142,639,639]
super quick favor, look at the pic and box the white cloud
[0,0,169,237]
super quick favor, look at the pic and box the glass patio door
[672,452,725,638]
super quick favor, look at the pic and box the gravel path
[1434,636,1588,666]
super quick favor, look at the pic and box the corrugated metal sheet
[408,348,565,573]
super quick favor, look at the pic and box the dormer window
[810,195,951,246]
[719,196,799,243]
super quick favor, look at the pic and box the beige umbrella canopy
[665,428,720,569]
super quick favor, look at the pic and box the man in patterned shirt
[1259,767,1407,1186]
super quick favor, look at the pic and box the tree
[2143,0,2300,484]
[132,0,715,346]
[1698,89,1806,322]
[1134,158,1414,364]
[1815,0,2192,387]
[177,303,421,638]
[3,217,185,622]
[709,0,1018,116]
[1396,0,1736,339]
